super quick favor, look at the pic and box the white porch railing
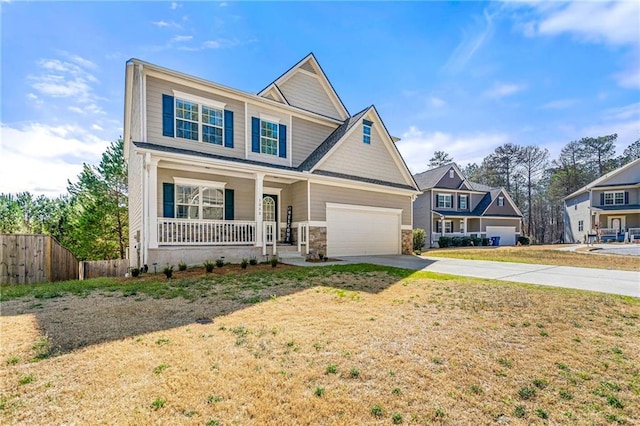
[599,228,619,237]
[158,219,256,245]
[263,221,277,256]
[297,222,310,255]
[629,228,640,238]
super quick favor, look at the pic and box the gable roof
[414,162,491,192]
[257,52,349,120]
[260,83,289,105]
[564,157,640,200]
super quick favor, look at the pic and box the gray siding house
[123,53,419,267]
[563,158,640,243]
[413,163,523,247]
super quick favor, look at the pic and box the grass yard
[423,245,640,271]
[1,264,639,425]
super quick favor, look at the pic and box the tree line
[0,138,128,260]
[429,136,640,243]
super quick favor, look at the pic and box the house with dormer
[123,54,419,267]
[413,163,523,247]
[563,158,640,243]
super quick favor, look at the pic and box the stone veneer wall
[308,226,327,257]
[402,230,412,255]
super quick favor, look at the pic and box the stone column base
[402,229,413,255]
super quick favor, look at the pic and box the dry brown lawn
[424,245,640,271]
[1,266,639,425]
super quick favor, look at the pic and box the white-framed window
[604,191,625,205]
[459,195,468,210]
[578,220,584,232]
[498,196,505,207]
[363,120,372,144]
[436,220,453,233]
[260,120,279,156]
[449,170,454,178]
[437,194,453,208]
[174,92,225,145]
[175,183,224,220]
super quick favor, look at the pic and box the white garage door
[326,203,401,256]
[486,226,516,246]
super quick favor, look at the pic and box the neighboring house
[563,158,640,243]
[413,163,523,247]
[123,53,419,267]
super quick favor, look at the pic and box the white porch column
[441,217,445,236]
[463,217,468,235]
[255,172,264,246]
[148,158,159,249]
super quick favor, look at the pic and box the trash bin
[490,236,501,246]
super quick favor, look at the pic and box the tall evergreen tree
[428,151,454,169]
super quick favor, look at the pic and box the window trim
[437,193,453,208]
[363,120,372,144]
[436,220,453,233]
[449,170,454,178]
[498,196,505,207]
[604,191,625,205]
[173,178,226,220]
[259,119,279,156]
[172,90,226,145]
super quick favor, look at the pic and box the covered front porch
[429,213,522,246]
[592,210,640,242]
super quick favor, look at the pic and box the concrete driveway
[339,255,640,298]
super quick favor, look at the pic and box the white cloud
[0,123,109,196]
[152,20,182,29]
[541,98,578,110]
[613,66,640,90]
[219,2,228,7]
[429,96,446,108]
[483,82,526,99]
[171,2,180,10]
[395,125,510,172]
[91,124,104,131]
[443,8,496,74]
[170,35,193,43]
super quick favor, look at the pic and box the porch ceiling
[158,159,302,184]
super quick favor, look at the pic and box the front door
[263,194,278,241]
[609,216,625,233]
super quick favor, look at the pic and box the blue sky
[1,1,638,196]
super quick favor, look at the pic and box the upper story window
[498,196,505,207]
[260,120,279,156]
[604,191,625,205]
[363,119,372,144]
[459,194,468,210]
[163,92,233,148]
[437,194,453,208]
[176,184,224,220]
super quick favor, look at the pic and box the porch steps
[276,244,305,260]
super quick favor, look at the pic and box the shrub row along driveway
[340,256,640,298]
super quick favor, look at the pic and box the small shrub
[535,408,548,419]
[215,258,224,268]
[314,386,325,397]
[130,267,140,277]
[32,336,52,360]
[240,258,248,269]
[19,374,35,385]
[607,396,623,409]
[392,387,402,395]
[178,261,187,271]
[270,256,278,268]
[6,356,19,365]
[349,367,360,378]
[318,252,325,261]
[471,236,481,246]
[533,378,548,389]
[392,412,403,424]
[326,364,338,374]
[451,237,463,247]
[151,398,166,409]
[163,265,174,279]
[559,389,573,400]
[517,236,531,245]
[249,257,258,266]
[371,405,384,417]
[519,387,536,400]
[413,228,425,250]
[438,236,452,248]
[514,405,526,418]
[481,237,490,246]
[204,261,214,273]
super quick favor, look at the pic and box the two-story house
[563,158,640,243]
[123,54,419,267]
[413,163,523,247]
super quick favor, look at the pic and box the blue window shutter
[278,124,287,158]
[624,191,629,204]
[224,110,234,148]
[162,183,175,218]
[251,117,260,153]
[457,196,461,209]
[162,94,174,137]
[600,193,604,205]
[224,189,234,220]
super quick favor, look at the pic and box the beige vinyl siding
[601,163,640,186]
[317,121,408,186]
[146,76,245,159]
[279,72,341,119]
[246,103,290,167]
[127,152,144,266]
[299,61,316,74]
[413,192,432,237]
[310,183,411,226]
[291,117,336,167]
[484,192,520,216]
[156,168,255,221]
[289,181,308,222]
[434,167,464,189]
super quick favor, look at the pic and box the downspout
[143,152,151,266]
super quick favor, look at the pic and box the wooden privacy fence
[0,234,79,284]
[79,259,129,280]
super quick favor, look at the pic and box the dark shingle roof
[297,107,370,172]
[413,164,451,189]
[593,204,640,211]
[468,181,494,192]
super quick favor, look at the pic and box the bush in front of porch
[438,236,484,248]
